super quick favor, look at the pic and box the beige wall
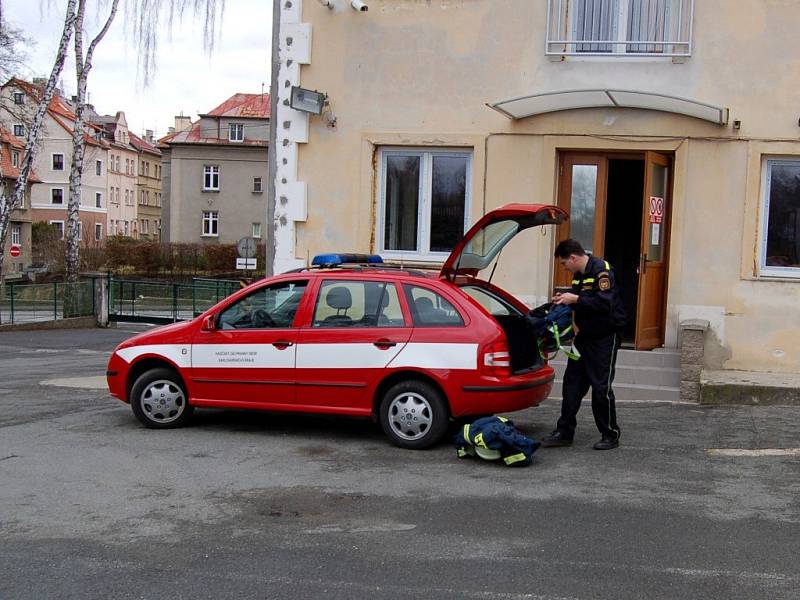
[136,150,162,240]
[106,145,139,236]
[281,0,800,374]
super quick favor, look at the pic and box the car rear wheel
[379,380,449,449]
[130,368,193,429]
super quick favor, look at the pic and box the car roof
[281,264,442,281]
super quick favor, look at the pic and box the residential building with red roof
[159,92,269,244]
[0,78,109,249]
[85,109,140,239]
[0,127,35,278]
[129,130,163,240]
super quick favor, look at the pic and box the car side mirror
[201,314,216,331]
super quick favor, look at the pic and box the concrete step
[549,361,681,387]
[548,380,680,402]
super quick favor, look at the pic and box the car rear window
[460,285,519,317]
[403,284,464,327]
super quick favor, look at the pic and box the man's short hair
[554,239,586,259]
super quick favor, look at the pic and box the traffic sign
[9,245,20,257]
[236,257,257,270]
[237,237,257,259]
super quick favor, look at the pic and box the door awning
[489,89,729,126]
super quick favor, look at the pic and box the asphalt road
[1,327,798,599]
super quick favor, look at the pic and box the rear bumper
[451,366,555,417]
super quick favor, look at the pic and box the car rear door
[190,279,309,408]
[295,277,412,413]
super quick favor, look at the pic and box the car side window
[219,281,307,330]
[312,280,404,327]
[404,285,464,327]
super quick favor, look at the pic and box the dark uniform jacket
[571,255,627,339]
[454,416,540,467]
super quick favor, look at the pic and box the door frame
[555,150,674,349]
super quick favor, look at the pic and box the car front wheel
[130,368,194,429]
[379,379,449,449]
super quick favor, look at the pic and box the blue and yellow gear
[454,416,540,467]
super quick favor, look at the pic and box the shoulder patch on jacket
[598,273,612,291]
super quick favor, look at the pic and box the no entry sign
[9,245,20,257]
[649,196,664,224]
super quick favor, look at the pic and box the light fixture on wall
[317,0,334,8]
[350,0,368,11]
[290,86,326,115]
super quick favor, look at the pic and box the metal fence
[0,280,95,325]
[109,277,240,324]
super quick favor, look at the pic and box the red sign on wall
[649,196,664,224]
[9,245,20,257]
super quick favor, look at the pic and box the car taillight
[481,339,511,377]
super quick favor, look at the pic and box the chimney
[174,116,192,132]
[168,127,175,134]
[145,129,154,143]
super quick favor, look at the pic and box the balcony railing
[546,0,694,57]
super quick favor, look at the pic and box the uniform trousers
[556,332,621,440]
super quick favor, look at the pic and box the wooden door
[555,154,608,288]
[635,151,671,350]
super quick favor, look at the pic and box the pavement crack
[0,454,20,461]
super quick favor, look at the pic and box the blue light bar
[311,253,384,267]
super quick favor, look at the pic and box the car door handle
[373,339,397,349]
[272,340,294,349]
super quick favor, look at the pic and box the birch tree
[0,0,77,292]
[64,0,119,284]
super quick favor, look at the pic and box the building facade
[0,79,109,248]
[271,0,800,376]
[130,131,162,240]
[0,127,34,279]
[90,111,138,238]
[160,94,269,244]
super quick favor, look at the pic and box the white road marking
[40,376,108,389]
[705,448,800,457]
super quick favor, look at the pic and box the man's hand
[552,292,579,305]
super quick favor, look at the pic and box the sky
[6,0,273,139]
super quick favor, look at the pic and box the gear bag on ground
[454,416,540,467]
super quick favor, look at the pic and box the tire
[130,368,194,429]
[379,379,449,449]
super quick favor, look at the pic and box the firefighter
[541,239,627,450]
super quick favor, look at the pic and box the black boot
[593,436,619,450]
[541,430,573,447]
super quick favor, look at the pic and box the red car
[107,204,568,448]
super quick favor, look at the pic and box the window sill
[202,189,220,193]
[200,234,219,238]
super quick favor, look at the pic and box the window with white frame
[52,153,64,171]
[124,189,130,205]
[253,176,263,193]
[124,221,129,236]
[13,92,24,105]
[202,211,219,236]
[13,124,24,137]
[96,160,102,176]
[545,0,693,57]
[95,223,103,241]
[77,221,83,241]
[95,192,103,208]
[156,193,162,207]
[51,188,64,205]
[761,159,800,277]
[50,220,64,239]
[252,222,262,238]
[379,148,472,260]
[11,225,20,245]
[203,165,220,190]
[229,123,244,142]
[142,219,149,234]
